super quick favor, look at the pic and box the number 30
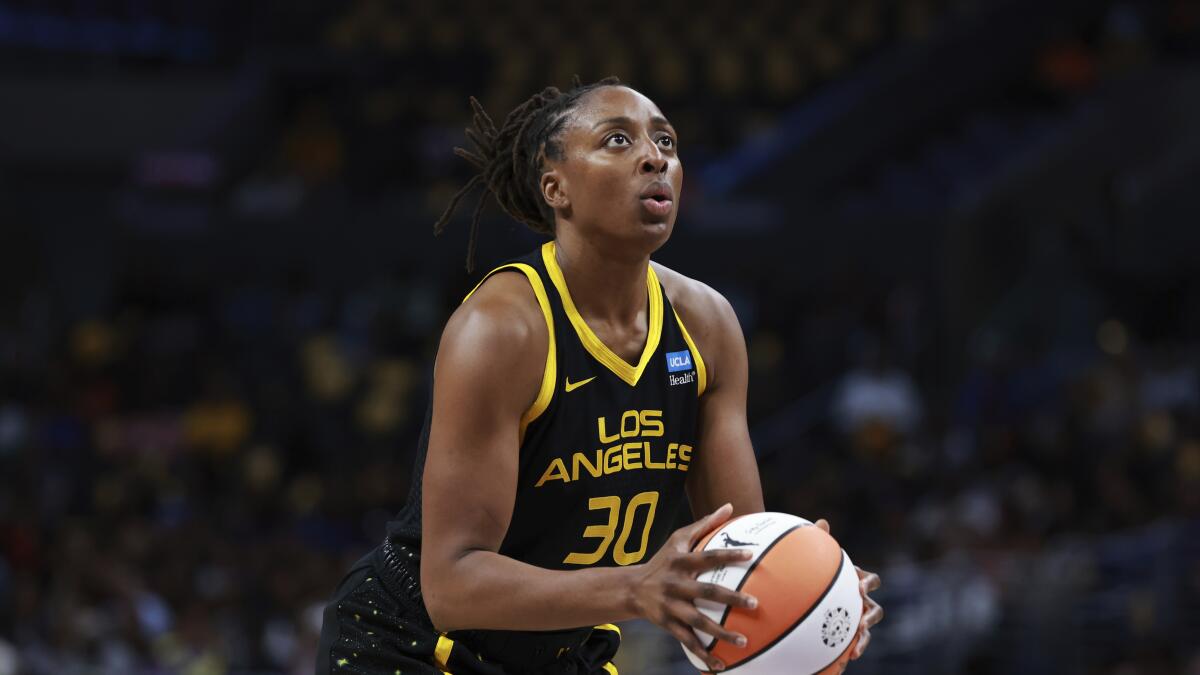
[563,491,660,566]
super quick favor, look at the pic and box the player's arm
[676,285,765,519]
[419,276,755,670]
[674,279,884,660]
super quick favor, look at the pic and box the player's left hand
[814,519,883,660]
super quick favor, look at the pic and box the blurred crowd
[0,275,442,674]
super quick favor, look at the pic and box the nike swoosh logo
[564,376,596,392]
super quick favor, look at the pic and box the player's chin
[633,216,673,249]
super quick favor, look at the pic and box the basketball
[684,513,863,674]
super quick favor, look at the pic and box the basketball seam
[702,523,802,652]
[723,550,848,673]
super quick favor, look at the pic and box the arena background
[1,0,1199,673]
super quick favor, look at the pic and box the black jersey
[387,240,706,571]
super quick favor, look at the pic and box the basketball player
[317,77,883,674]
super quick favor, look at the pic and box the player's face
[547,86,682,254]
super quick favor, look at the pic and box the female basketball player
[317,77,883,674]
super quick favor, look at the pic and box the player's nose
[639,149,668,175]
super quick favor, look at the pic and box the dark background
[1,0,1199,673]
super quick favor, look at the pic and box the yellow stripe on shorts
[434,634,454,672]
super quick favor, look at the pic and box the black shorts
[316,538,622,674]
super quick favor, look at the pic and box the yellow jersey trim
[541,241,662,387]
[594,623,622,636]
[463,263,556,443]
[433,634,454,671]
[672,309,707,397]
[603,663,619,675]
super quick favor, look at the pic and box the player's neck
[552,234,650,327]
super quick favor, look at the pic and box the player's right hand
[628,503,758,672]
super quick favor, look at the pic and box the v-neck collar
[541,241,663,387]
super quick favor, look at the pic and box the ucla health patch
[666,350,694,373]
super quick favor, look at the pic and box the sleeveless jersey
[387,240,707,572]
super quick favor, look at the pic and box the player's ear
[541,169,569,211]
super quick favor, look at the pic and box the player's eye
[657,135,675,149]
[605,132,631,147]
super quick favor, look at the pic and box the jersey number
[563,491,660,566]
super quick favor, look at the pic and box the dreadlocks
[433,75,622,272]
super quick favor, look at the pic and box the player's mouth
[639,182,675,219]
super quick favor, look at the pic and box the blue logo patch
[666,350,693,373]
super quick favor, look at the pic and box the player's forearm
[422,549,641,632]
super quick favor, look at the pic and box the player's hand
[630,503,758,672]
[814,519,884,660]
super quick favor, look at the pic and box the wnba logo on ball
[821,607,853,648]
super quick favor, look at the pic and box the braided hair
[433,75,622,272]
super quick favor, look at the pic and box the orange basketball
[685,513,863,674]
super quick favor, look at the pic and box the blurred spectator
[833,337,924,447]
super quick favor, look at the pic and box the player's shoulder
[651,261,737,335]
[439,270,548,368]
[652,262,746,392]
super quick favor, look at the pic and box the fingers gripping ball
[684,513,863,674]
